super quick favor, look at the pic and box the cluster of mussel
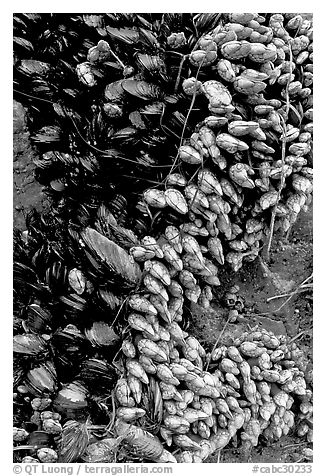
[13,13,313,259]
[13,12,313,463]
[13,206,312,463]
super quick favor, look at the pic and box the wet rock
[238,315,287,336]
[13,100,27,134]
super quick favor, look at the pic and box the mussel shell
[122,79,162,100]
[112,127,139,143]
[97,288,121,311]
[25,361,57,396]
[53,381,88,415]
[59,294,87,314]
[139,28,159,49]
[52,324,87,352]
[31,125,63,144]
[135,53,167,80]
[80,228,141,288]
[13,15,29,31]
[105,26,140,45]
[13,334,48,356]
[13,37,34,53]
[81,439,116,463]
[13,358,25,387]
[193,13,222,33]
[85,321,119,348]
[24,304,52,333]
[139,102,164,115]
[14,262,39,291]
[17,59,51,77]
[77,358,116,393]
[50,179,66,192]
[31,78,54,98]
[45,261,69,295]
[58,420,89,463]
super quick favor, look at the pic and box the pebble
[17,385,29,394]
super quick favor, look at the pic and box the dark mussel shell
[13,358,26,388]
[31,78,54,99]
[96,288,122,312]
[13,37,34,54]
[193,13,222,34]
[58,420,89,463]
[59,294,87,315]
[139,101,164,115]
[50,179,66,192]
[14,262,39,290]
[25,303,52,334]
[20,13,43,23]
[141,130,166,148]
[147,376,163,424]
[84,321,119,348]
[13,15,29,32]
[132,216,149,236]
[77,358,117,394]
[122,79,162,100]
[13,334,48,357]
[135,151,158,168]
[81,438,117,463]
[13,315,24,333]
[37,30,70,59]
[68,204,93,229]
[105,26,140,45]
[107,195,128,218]
[80,227,141,288]
[52,324,88,355]
[16,59,51,77]
[135,53,167,80]
[42,150,79,168]
[79,155,100,174]
[139,27,159,50]
[136,14,154,30]
[45,261,69,295]
[24,361,57,396]
[111,127,139,144]
[31,125,63,144]
[53,381,89,421]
